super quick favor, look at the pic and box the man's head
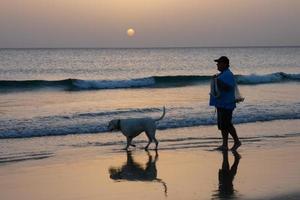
[214,56,230,72]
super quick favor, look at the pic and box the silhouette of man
[209,56,241,151]
[213,150,241,199]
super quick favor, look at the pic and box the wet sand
[0,121,300,200]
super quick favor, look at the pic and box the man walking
[209,56,241,151]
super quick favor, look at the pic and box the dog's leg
[144,139,152,150]
[124,137,133,150]
[144,132,152,150]
[153,136,159,150]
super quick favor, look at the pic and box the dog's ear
[108,119,117,131]
[112,119,119,125]
[109,119,120,129]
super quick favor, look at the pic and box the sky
[0,0,299,48]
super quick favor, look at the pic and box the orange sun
[127,28,135,37]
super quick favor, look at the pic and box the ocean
[0,47,300,161]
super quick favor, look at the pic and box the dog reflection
[213,150,241,199]
[109,150,167,196]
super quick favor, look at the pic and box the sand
[0,120,300,200]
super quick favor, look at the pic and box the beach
[1,0,300,198]
[0,47,300,200]
[0,119,300,200]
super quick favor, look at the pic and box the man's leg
[229,125,241,150]
[217,108,229,150]
[221,129,229,149]
[223,108,241,151]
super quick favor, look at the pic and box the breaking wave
[0,72,299,92]
[1,103,300,139]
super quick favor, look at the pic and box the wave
[1,72,299,92]
[0,78,156,91]
[1,103,300,139]
[236,72,300,84]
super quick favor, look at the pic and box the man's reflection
[109,150,167,196]
[213,150,241,199]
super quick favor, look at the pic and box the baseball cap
[214,56,229,64]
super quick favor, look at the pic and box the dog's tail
[155,178,168,197]
[155,106,166,122]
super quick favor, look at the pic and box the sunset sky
[0,0,299,48]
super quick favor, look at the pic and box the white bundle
[234,82,245,103]
[210,78,220,98]
[210,77,245,103]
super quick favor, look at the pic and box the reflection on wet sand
[109,150,167,196]
[212,150,241,199]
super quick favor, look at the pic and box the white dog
[108,107,166,150]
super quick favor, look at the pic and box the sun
[127,28,135,37]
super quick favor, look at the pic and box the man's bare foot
[231,141,241,151]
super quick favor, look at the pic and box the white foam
[237,72,300,84]
[238,73,283,84]
[72,77,155,89]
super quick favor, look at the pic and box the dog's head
[108,119,120,131]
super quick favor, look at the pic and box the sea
[0,47,300,162]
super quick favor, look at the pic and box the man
[209,56,241,151]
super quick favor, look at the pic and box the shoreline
[0,120,300,200]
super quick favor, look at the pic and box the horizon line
[1,45,300,50]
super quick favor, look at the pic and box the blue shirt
[209,68,236,110]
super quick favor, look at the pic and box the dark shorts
[217,108,233,130]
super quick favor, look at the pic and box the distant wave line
[0,72,299,92]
